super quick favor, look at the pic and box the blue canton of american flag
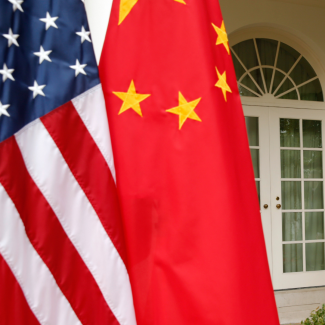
[0,0,99,141]
[0,1,137,325]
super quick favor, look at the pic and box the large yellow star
[212,21,230,54]
[215,67,232,101]
[166,92,202,130]
[174,0,186,4]
[113,80,150,117]
[118,0,138,25]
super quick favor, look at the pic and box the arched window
[231,38,324,101]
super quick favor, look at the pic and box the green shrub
[301,304,325,325]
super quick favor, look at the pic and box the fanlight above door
[231,38,324,102]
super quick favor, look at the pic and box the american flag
[0,1,136,324]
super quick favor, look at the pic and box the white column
[84,0,113,64]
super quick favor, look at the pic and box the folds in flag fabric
[99,1,280,324]
[0,1,136,325]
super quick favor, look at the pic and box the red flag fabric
[99,1,280,324]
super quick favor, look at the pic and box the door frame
[243,102,325,290]
[270,107,325,290]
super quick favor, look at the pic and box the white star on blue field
[0,0,99,142]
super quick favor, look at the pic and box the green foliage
[301,304,325,325]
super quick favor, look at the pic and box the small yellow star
[215,67,232,101]
[113,80,150,117]
[118,0,138,25]
[174,0,186,4]
[166,92,202,130]
[212,21,230,54]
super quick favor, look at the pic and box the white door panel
[270,108,325,290]
[244,105,325,290]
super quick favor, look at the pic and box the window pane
[245,117,259,146]
[232,39,258,70]
[290,56,317,86]
[303,120,322,148]
[281,150,301,178]
[306,243,325,271]
[256,181,260,206]
[241,74,262,95]
[272,70,286,94]
[262,68,274,93]
[256,38,278,66]
[282,212,302,241]
[279,90,299,100]
[304,151,323,179]
[282,181,302,210]
[231,52,246,81]
[238,85,258,97]
[250,149,260,178]
[250,69,265,94]
[275,77,295,97]
[304,181,324,209]
[283,244,303,273]
[305,212,324,240]
[280,118,300,148]
[299,79,324,102]
[277,43,301,74]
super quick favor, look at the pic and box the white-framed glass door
[270,107,325,290]
[244,105,325,290]
[243,105,273,273]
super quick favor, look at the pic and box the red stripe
[0,137,119,325]
[41,101,127,265]
[0,253,40,325]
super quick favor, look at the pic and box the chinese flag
[99,1,280,325]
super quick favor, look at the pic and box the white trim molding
[268,0,325,8]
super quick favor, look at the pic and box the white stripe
[0,183,82,325]
[15,120,137,325]
[72,84,116,181]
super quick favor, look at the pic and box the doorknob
[276,204,282,209]
[263,204,268,209]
